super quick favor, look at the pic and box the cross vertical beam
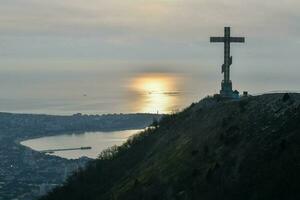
[210,27,245,98]
[224,27,231,83]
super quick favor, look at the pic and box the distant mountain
[41,93,300,200]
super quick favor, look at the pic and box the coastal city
[0,112,158,200]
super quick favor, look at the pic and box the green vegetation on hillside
[41,93,300,200]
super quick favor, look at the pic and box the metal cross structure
[210,27,245,98]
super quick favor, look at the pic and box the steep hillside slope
[41,93,300,200]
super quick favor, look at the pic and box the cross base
[220,81,239,99]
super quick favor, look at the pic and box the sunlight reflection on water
[128,73,184,114]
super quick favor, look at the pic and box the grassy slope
[42,93,300,200]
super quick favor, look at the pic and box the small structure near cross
[210,27,245,98]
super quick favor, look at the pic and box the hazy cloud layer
[2,0,300,38]
[1,0,300,62]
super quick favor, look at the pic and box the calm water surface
[21,130,142,159]
[0,69,206,115]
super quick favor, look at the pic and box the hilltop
[41,93,300,200]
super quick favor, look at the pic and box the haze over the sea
[1,0,300,114]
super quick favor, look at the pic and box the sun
[143,81,163,93]
[140,78,168,94]
[128,73,182,114]
[130,73,173,93]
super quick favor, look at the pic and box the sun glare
[132,75,170,92]
[129,73,182,114]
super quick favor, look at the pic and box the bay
[20,129,142,159]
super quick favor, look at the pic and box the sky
[0,0,300,113]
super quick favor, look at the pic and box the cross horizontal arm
[230,37,245,43]
[210,37,224,43]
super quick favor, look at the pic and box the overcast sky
[0,0,300,103]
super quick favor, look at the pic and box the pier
[40,146,92,154]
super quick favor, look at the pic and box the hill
[41,93,300,200]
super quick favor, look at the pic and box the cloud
[1,0,300,40]
[1,0,300,65]
[1,0,300,102]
